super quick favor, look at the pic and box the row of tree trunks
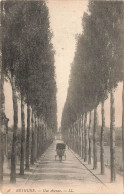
[15,95,49,181]
[20,100,37,174]
[65,106,104,174]
[19,95,50,179]
[65,87,118,183]
[0,47,45,182]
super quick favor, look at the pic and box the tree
[14,1,57,170]
[3,1,24,182]
[88,1,124,181]
[61,2,123,183]
[3,1,57,181]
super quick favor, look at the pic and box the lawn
[97,145,123,174]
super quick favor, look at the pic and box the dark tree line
[61,1,124,182]
[0,1,57,183]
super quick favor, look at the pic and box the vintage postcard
[0,0,124,193]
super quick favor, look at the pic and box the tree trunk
[10,75,18,183]
[0,1,4,182]
[81,115,84,159]
[77,121,79,155]
[37,117,40,159]
[25,102,30,170]
[79,117,82,157]
[71,127,73,150]
[39,122,42,156]
[70,127,72,149]
[31,109,34,165]
[20,94,25,175]
[122,81,124,186]
[84,112,88,162]
[40,123,44,156]
[0,63,4,183]
[34,115,37,162]
[78,119,81,157]
[72,125,74,151]
[68,128,70,148]
[93,107,97,169]
[88,111,92,164]
[0,68,3,183]
[76,123,78,154]
[0,130,3,183]
[110,89,116,182]
[80,117,82,158]
[100,101,105,175]
[74,123,76,153]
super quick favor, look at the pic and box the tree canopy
[3,1,57,131]
[61,1,124,132]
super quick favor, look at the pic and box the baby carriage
[55,143,66,161]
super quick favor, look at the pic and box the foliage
[61,1,124,132]
[3,1,57,131]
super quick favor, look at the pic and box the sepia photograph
[0,0,124,193]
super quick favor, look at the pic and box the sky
[4,0,123,129]
[47,0,88,128]
[47,0,123,128]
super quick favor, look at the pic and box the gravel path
[21,140,108,193]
